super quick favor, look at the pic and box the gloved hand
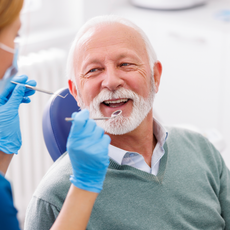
[0,75,37,154]
[67,109,111,193]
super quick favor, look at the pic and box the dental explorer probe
[65,110,122,121]
[11,81,68,99]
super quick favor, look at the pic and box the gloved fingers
[7,84,26,108]
[87,136,111,157]
[21,79,37,103]
[5,76,36,98]
[102,134,111,147]
[90,125,105,141]
[21,96,31,103]
[76,119,97,139]
[71,112,78,118]
[69,109,90,134]
[12,75,29,83]
[77,129,109,155]
[0,75,28,99]
[1,92,31,106]
[24,79,37,97]
[0,95,7,105]
[71,109,89,121]
[69,119,103,146]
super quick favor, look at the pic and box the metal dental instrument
[11,81,68,99]
[65,110,122,122]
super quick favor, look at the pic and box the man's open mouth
[103,99,129,108]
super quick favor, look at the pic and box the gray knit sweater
[24,128,230,230]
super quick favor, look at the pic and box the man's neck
[107,113,156,167]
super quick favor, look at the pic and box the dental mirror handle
[65,110,122,122]
[65,117,112,122]
[11,81,68,99]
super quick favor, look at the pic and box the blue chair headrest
[42,88,81,161]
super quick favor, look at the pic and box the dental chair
[42,88,81,161]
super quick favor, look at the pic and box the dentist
[0,0,37,229]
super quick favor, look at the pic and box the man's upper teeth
[104,99,128,104]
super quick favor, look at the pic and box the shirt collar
[109,117,168,164]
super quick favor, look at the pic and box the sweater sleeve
[0,175,20,230]
[219,156,230,230]
[205,139,230,230]
[24,196,60,230]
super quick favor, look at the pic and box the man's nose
[101,66,124,91]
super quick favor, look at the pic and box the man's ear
[153,61,162,93]
[68,79,81,107]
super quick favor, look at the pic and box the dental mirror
[65,110,122,122]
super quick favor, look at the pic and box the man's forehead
[76,23,142,49]
[73,22,150,74]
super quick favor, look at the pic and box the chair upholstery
[42,88,81,161]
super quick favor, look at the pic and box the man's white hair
[66,15,158,85]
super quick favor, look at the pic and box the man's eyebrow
[82,51,140,68]
[117,52,141,60]
[82,59,101,68]
[81,58,102,72]
[84,54,130,64]
[118,53,128,59]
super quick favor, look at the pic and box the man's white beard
[78,81,155,135]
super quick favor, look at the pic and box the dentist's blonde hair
[66,15,157,84]
[0,0,24,30]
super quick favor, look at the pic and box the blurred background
[5,0,230,228]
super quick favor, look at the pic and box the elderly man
[25,15,230,230]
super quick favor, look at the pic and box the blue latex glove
[0,75,36,154]
[67,109,111,193]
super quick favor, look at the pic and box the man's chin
[96,116,138,135]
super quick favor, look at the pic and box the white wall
[19,0,83,54]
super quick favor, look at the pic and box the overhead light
[130,0,207,11]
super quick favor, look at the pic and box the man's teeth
[104,99,128,105]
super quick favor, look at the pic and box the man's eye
[84,67,103,77]
[120,63,130,67]
[89,69,97,73]
[89,68,98,73]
